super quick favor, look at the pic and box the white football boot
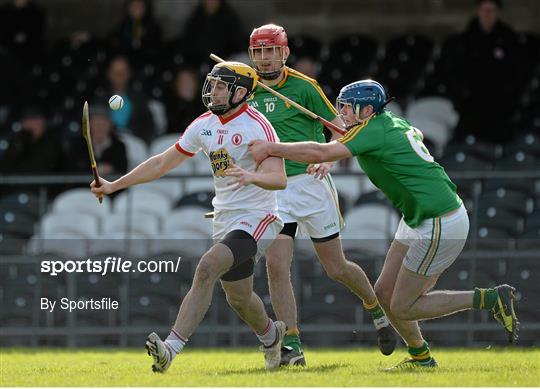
[145,332,172,373]
[259,321,287,370]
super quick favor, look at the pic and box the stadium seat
[475,227,515,250]
[332,175,362,208]
[406,97,458,131]
[479,189,532,216]
[439,152,492,172]
[88,231,150,257]
[113,190,172,219]
[130,179,184,202]
[103,213,160,238]
[0,233,26,254]
[191,151,213,175]
[354,190,392,207]
[385,101,403,116]
[176,191,214,209]
[51,188,112,218]
[341,224,392,256]
[185,177,215,195]
[344,204,399,233]
[118,133,148,170]
[149,134,180,155]
[76,272,122,300]
[407,117,449,154]
[149,230,211,257]
[483,178,536,197]
[495,150,539,171]
[0,210,36,238]
[516,228,540,250]
[163,207,213,235]
[149,134,194,175]
[27,231,88,257]
[40,212,100,238]
[0,192,41,219]
[129,270,191,305]
[477,206,524,236]
[443,139,503,163]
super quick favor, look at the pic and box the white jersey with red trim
[176,104,280,213]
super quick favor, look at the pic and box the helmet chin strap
[256,66,283,80]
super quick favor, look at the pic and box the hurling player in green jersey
[250,80,519,369]
[248,24,396,366]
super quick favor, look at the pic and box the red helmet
[249,24,288,48]
[248,24,288,80]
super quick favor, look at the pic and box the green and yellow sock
[363,298,389,329]
[473,287,498,310]
[408,341,433,364]
[282,328,301,353]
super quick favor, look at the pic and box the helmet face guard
[202,75,238,115]
[248,45,287,80]
[249,24,288,80]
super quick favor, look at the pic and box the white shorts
[278,173,344,239]
[395,204,469,276]
[212,209,283,262]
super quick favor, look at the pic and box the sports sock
[408,341,433,364]
[256,319,277,347]
[164,329,187,360]
[473,287,498,310]
[363,298,390,330]
[282,328,301,353]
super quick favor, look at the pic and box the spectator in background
[0,0,45,62]
[104,55,156,143]
[0,108,63,174]
[450,0,522,143]
[179,0,246,63]
[65,106,127,175]
[111,0,162,65]
[294,56,320,79]
[165,67,205,133]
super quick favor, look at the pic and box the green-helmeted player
[249,79,519,369]
[248,24,397,366]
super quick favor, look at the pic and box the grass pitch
[1,347,538,386]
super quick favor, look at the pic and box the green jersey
[338,111,462,228]
[249,67,337,176]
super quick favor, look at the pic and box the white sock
[373,316,390,330]
[256,319,277,347]
[164,329,187,359]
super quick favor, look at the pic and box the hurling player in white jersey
[91,62,287,373]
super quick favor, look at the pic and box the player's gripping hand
[248,140,270,165]
[225,164,255,190]
[307,162,334,180]
[90,178,114,198]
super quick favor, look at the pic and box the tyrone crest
[232,133,243,145]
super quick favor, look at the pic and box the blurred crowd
[0,0,538,176]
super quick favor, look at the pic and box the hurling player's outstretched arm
[91,145,190,197]
[268,141,352,164]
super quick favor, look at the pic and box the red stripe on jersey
[247,107,276,142]
[175,143,195,156]
[254,214,277,241]
[246,108,276,143]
